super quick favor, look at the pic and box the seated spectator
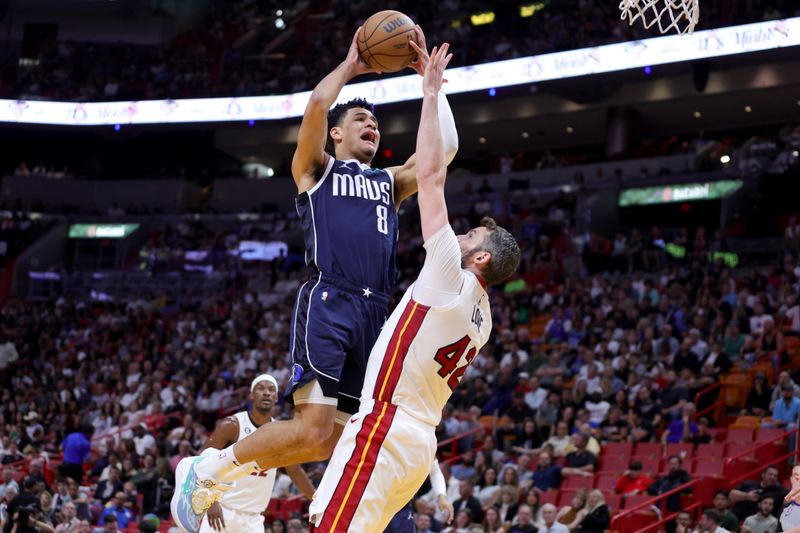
[731,467,786,522]
[711,490,739,532]
[452,451,478,481]
[691,417,714,445]
[93,467,123,504]
[494,485,519,524]
[662,403,698,444]
[538,503,568,533]
[0,469,19,499]
[543,422,571,457]
[770,384,800,430]
[416,512,436,533]
[532,452,561,491]
[696,509,730,533]
[647,456,692,513]
[475,467,501,507]
[443,509,474,533]
[743,372,772,417]
[98,492,134,529]
[563,434,596,477]
[615,461,653,496]
[509,504,537,533]
[556,489,587,527]
[482,507,505,533]
[741,496,778,533]
[676,511,694,533]
[522,490,544,529]
[599,407,630,442]
[572,490,610,533]
[453,480,483,524]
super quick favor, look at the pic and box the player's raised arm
[391,27,459,207]
[414,43,453,242]
[291,27,377,193]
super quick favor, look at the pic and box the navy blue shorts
[384,504,416,533]
[286,271,389,415]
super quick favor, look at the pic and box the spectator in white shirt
[524,376,548,411]
[750,304,773,336]
[538,503,568,533]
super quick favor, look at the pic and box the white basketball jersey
[219,412,277,512]
[360,271,491,427]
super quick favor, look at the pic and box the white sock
[195,446,243,481]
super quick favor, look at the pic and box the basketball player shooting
[171,24,459,533]
[191,375,314,533]
[308,43,521,532]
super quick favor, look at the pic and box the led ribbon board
[618,180,743,207]
[68,223,140,238]
[1,17,797,126]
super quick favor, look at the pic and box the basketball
[358,10,418,73]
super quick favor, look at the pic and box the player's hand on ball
[206,501,225,531]
[421,43,453,96]
[345,27,381,76]
[437,494,454,524]
[408,25,429,75]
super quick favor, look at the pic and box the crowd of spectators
[2,175,800,533]
[0,0,796,101]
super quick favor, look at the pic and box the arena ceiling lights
[0,17,797,126]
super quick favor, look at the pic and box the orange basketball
[358,10,419,73]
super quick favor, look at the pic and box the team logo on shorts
[291,363,304,384]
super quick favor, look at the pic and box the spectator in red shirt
[615,461,653,496]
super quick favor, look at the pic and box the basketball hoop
[619,0,700,35]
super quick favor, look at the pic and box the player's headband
[250,374,279,392]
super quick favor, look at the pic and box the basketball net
[619,0,700,35]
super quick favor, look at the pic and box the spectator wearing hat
[59,425,93,483]
[132,424,155,457]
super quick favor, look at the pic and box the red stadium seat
[603,492,622,512]
[664,443,694,459]
[599,455,628,473]
[634,442,662,458]
[557,489,578,507]
[594,473,618,492]
[631,456,660,476]
[562,476,594,490]
[725,427,754,442]
[724,442,755,458]
[539,491,558,506]
[695,443,724,457]
[622,494,654,510]
[757,428,788,442]
[707,428,726,441]
[692,458,724,477]
[602,442,633,457]
[615,510,659,532]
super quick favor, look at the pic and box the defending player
[308,43,520,532]
[177,375,314,533]
[172,25,458,533]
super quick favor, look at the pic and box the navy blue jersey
[296,156,398,295]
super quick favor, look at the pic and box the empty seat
[603,493,622,512]
[724,442,755,458]
[695,443,724,457]
[602,442,633,457]
[757,428,788,442]
[665,443,694,459]
[599,455,629,473]
[692,458,724,477]
[622,494,654,510]
[634,442,663,458]
[594,473,618,492]
[562,476,594,490]
[725,427,754,442]
[557,489,578,507]
[707,428,726,441]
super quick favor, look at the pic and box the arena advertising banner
[618,179,743,206]
[68,223,140,238]
[1,17,798,126]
